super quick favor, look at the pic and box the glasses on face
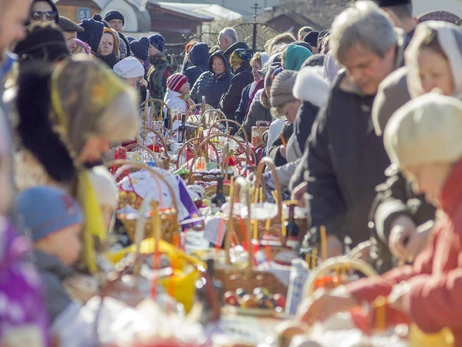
[30,11,57,21]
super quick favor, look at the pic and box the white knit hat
[384,93,462,167]
[113,57,144,79]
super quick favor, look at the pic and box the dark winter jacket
[32,249,73,322]
[369,165,436,273]
[305,71,391,248]
[223,41,249,59]
[147,53,173,100]
[305,34,406,248]
[190,50,232,108]
[235,84,252,124]
[184,43,209,87]
[219,62,253,126]
[235,89,272,140]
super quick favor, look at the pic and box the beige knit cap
[270,70,298,108]
[384,93,462,167]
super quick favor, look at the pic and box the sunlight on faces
[35,223,83,266]
[0,0,29,52]
[99,33,114,56]
[251,62,262,81]
[108,19,123,33]
[275,100,301,123]
[218,34,232,51]
[402,162,453,206]
[341,43,395,95]
[29,1,54,24]
[179,81,190,95]
[212,56,225,75]
[63,31,77,52]
[76,135,111,165]
[418,48,455,95]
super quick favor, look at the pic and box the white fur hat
[384,93,462,167]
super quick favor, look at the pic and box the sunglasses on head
[30,11,57,21]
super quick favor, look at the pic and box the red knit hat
[167,73,188,92]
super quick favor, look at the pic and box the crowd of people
[2,0,462,345]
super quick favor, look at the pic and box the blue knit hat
[130,37,149,61]
[148,34,165,53]
[16,186,83,242]
[104,10,125,25]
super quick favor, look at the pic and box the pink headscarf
[73,39,91,55]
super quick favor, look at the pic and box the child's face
[44,223,82,266]
[101,205,114,230]
[179,82,190,95]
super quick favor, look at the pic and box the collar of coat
[338,28,407,97]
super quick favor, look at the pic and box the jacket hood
[208,50,231,75]
[29,0,59,24]
[77,18,105,53]
[190,42,209,67]
[32,249,74,280]
[223,41,249,57]
[293,65,330,107]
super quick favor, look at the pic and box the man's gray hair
[219,27,238,43]
[330,1,397,63]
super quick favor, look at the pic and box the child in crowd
[164,73,192,115]
[16,186,83,325]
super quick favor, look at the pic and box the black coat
[184,43,209,87]
[190,50,232,108]
[268,122,294,167]
[369,166,436,273]
[305,71,391,247]
[219,63,253,123]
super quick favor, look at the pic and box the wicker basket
[214,177,288,296]
[107,160,181,243]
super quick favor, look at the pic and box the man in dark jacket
[377,0,416,40]
[305,1,407,256]
[190,50,233,108]
[184,42,209,87]
[219,48,253,131]
[104,10,132,59]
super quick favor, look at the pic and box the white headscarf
[113,57,144,79]
[405,21,462,99]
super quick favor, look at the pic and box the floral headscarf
[230,48,253,67]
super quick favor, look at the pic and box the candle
[320,225,328,261]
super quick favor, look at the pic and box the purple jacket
[0,218,50,346]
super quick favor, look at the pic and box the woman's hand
[297,287,358,325]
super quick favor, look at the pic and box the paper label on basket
[203,217,226,246]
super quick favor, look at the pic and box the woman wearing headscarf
[219,48,253,130]
[15,56,139,273]
[299,94,462,345]
[281,43,312,71]
[366,21,462,273]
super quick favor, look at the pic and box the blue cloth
[16,187,83,242]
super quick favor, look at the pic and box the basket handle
[302,256,378,297]
[253,157,283,219]
[140,98,172,124]
[256,121,271,127]
[188,133,252,183]
[106,160,179,214]
[225,177,254,269]
[208,118,250,144]
[175,138,220,170]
